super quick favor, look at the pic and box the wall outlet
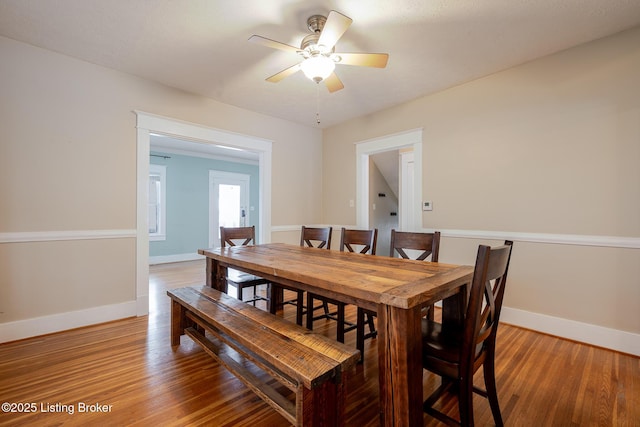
[423,201,433,211]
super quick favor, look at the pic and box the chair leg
[425,303,435,321]
[365,312,376,334]
[423,379,459,426]
[483,353,504,427]
[336,304,345,343]
[296,291,304,326]
[306,293,315,330]
[458,375,475,427]
[355,309,377,363]
[356,308,365,362]
[322,300,330,315]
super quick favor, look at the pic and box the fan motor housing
[301,15,334,55]
[307,15,326,33]
[301,34,320,50]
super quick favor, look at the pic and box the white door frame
[135,111,272,316]
[356,128,423,231]
[209,170,251,248]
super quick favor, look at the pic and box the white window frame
[149,164,167,241]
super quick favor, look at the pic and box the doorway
[135,111,273,316]
[209,171,251,248]
[356,129,423,233]
[369,150,400,254]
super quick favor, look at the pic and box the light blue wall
[150,151,259,257]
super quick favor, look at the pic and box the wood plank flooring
[0,260,638,426]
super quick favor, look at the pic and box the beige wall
[0,35,322,328]
[2,24,638,350]
[323,27,640,335]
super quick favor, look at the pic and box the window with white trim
[149,164,166,241]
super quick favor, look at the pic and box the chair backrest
[339,228,378,255]
[462,241,513,370]
[389,230,441,261]
[220,226,256,247]
[300,226,332,250]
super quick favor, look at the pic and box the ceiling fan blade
[335,53,389,68]
[249,35,300,53]
[266,63,302,83]
[318,10,352,50]
[324,72,344,93]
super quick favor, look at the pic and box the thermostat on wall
[423,201,433,211]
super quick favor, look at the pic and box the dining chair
[390,229,441,320]
[422,240,513,427]
[354,230,442,361]
[219,226,270,307]
[390,229,441,261]
[269,226,332,325]
[306,227,377,356]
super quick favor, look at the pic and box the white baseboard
[500,306,639,356]
[137,294,149,317]
[2,297,637,356]
[149,252,204,265]
[0,300,137,344]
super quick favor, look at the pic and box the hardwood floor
[1,260,638,426]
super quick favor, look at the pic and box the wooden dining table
[198,243,474,426]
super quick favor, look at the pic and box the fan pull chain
[316,82,321,125]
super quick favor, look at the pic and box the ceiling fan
[249,10,389,93]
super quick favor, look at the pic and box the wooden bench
[167,285,360,427]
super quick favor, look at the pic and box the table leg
[441,282,469,329]
[217,265,228,293]
[377,304,423,426]
[206,258,214,288]
[268,284,284,315]
[207,258,228,293]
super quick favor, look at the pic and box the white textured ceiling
[1,0,639,128]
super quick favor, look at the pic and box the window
[149,164,166,241]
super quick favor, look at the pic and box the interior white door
[400,151,415,231]
[209,171,250,248]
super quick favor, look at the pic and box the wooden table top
[199,243,473,310]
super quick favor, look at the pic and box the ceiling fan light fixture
[251,10,387,94]
[300,55,335,83]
